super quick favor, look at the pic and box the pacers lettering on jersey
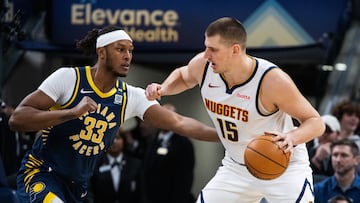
[70,103,117,156]
[204,98,248,122]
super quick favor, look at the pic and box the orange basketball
[244,134,290,180]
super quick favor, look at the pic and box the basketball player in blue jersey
[8,25,218,203]
[145,17,326,203]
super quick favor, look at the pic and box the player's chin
[116,69,129,77]
[211,65,220,73]
[212,69,221,74]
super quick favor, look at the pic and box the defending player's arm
[262,68,325,152]
[144,104,219,142]
[8,90,97,132]
[145,52,207,100]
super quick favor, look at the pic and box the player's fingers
[145,90,160,100]
[157,88,164,97]
[265,132,293,152]
[282,138,295,153]
[145,84,161,100]
[83,96,97,111]
[264,131,281,141]
[89,102,97,113]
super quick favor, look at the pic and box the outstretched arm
[143,104,219,142]
[145,52,207,100]
[9,90,97,132]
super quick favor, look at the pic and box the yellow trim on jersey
[43,192,60,203]
[85,66,118,98]
[23,154,44,192]
[120,82,127,124]
[24,169,40,192]
[49,67,81,110]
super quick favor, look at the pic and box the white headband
[96,30,132,48]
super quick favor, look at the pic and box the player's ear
[96,47,105,59]
[232,43,242,55]
[354,154,360,166]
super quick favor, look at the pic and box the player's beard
[105,55,127,77]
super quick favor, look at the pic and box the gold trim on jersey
[85,66,118,98]
[23,154,44,192]
[41,128,51,145]
[120,82,127,124]
[43,192,59,203]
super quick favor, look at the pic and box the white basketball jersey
[200,57,310,166]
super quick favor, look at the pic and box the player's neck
[91,66,117,92]
[222,55,254,87]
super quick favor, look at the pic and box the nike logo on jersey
[80,88,94,94]
[208,83,221,88]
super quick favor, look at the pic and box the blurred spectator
[314,138,360,203]
[331,100,360,148]
[309,115,341,182]
[332,99,360,174]
[144,103,195,203]
[88,127,145,203]
[125,117,158,160]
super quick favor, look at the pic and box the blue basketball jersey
[23,66,127,185]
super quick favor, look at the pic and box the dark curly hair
[76,25,124,56]
[331,99,360,121]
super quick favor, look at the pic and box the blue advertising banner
[50,0,349,51]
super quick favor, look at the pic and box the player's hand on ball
[244,134,291,180]
[265,131,294,154]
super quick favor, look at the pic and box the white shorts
[196,155,314,203]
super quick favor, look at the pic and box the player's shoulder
[253,57,286,77]
[50,67,76,77]
[253,57,277,69]
[189,52,207,67]
[125,83,143,92]
[56,66,76,72]
[188,52,208,81]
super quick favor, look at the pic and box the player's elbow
[8,114,22,131]
[315,118,326,138]
[7,109,31,132]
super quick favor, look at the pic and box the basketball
[244,134,290,180]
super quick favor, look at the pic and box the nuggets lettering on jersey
[204,98,248,122]
[201,59,305,163]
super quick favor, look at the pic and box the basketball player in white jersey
[145,17,325,203]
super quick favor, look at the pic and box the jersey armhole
[119,81,128,125]
[256,66,279,116]
[199,61,209,90]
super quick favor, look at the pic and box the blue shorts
[16,155,87,203]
